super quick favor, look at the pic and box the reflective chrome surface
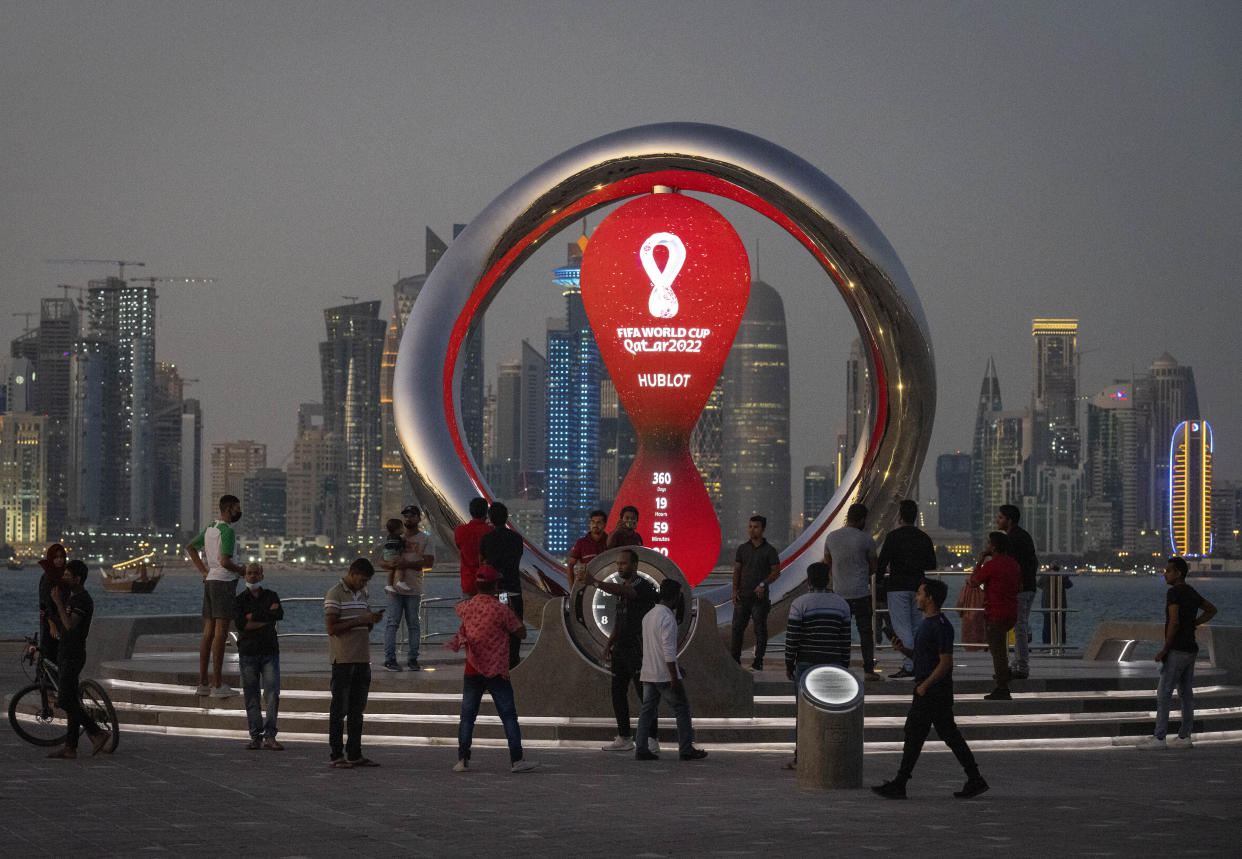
[394,122,935,627]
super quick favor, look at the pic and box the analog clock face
[589,570,662,639]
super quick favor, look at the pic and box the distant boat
[99,552,164,593]
[5,559,23,571]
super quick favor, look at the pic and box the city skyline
[2,4,1239,533]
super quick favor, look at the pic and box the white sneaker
[396,581,413,592]
[648,737,661,755]
[453,759,469,772]
[384,585,397,594]
[1135,736,1166,750]
[601,735,635,752]
[510,759,540,773]
[209,685,237,698]
[1167,736,1194,750]
[194,684,210,696]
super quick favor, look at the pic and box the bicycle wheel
[7,682,68,747]
[80,680,119,753]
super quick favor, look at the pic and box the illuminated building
[1169,420,1212,557]
[285,419,340,540]
[1032,318,1079,468]
[152,363,186,533]
[969,358,1003,539]
[544,235,602,554]
[720,278,791,550]
[320,301,386,540]
[180,398,202,536]
[243,467,288,537]
[599,378,636,504]
[690,381,724,517]
[494,340,547,500]
[118,281,157,526]
[802,464,831,528]
[0,412,47,549]
[936,453,971,531]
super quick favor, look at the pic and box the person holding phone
[324,558,383,769]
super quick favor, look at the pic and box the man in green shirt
[186,495,246,697]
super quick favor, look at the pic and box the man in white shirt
[824,503,881,681]
[633,579,708,762]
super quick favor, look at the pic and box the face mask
[246,580,262,590]
[231,511,243,523]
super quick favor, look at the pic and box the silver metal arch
[394,122,935,625]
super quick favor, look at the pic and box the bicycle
[7,634,120,752]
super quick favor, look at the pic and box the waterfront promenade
[4,640,1242,857]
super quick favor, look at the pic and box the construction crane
[341,295,359,303]
[11,311,36,332]
[45,259,148,280]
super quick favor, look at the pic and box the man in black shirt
[731,515,781,670]
[1134,556,1217,750]
[480,501,526,669]
[235,563,285,751]
[997,504,1038,679]
[581,548,661,753]
[878,500,938,679]
[872,578,987,799]
[46,560,111,759]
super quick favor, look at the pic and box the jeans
[846,595,876,674]
[1012,591,1035,672]
[635,680,695,756]
[986,620,1014,689]
[731,593,771,664]
[240,652,280,740]
[457,673,524,763]
[896,685,980,782]
[58,657,99,750]
[610,648,658,740]
[1155,649,1196,740]
[329,662,370,761]
[887,590,920,672]
[384,592,421,665]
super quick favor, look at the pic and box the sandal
[329,758,354,769]
[348,757,380,767]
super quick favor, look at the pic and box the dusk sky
[3,2,1239,524]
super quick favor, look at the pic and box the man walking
[447,565,539,773]
[1134,556,1217,750]
[235,563,284,751]
[186,494,245,698]
[872,579,988,799]
[824,503,881,680]
[730,515,781,670]
[579,548,661,753]
[878,500,938,679]
[45,560,111,759]
[997,504,1038,680]
[782,560,850,770]
[454,497,492,597]
[480,501,526,669]
[324,558,383,768]
[967,531,1021,701]
[635,579,707,762]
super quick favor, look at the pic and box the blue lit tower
[544,235,602,554]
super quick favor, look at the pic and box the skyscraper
[118,281,157,526]
[969,358,1003,539]
[285,420,340,540]
[1170,420,1212,557]
[211,440,267,503]
[1032,319,1079,468]
[152,363,185,532]
[844,338,870,463]
[243,468,288,537]
[544,235,602,554]
[935,453,972,531]
[1148,353,1200,548]
[320,301,386,541]
[719,279,791,551]
[493,340,547,501]
[802,464,831,528]
[180,398,202,535]
[1085,382,1148,551]
[599,378,636,504]
[0,412,47,549]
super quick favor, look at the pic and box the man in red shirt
[454,497,492,597]
[967,531,1020,701]
[446,565,539,774]
[568,510,609,581]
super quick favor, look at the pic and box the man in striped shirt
[782,561,851,770]
[324,558,384,768]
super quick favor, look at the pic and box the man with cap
[447,564,539,773]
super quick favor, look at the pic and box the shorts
[202,579,237,620]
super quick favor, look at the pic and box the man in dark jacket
[877,500,938,678]
[997,504,1038,680]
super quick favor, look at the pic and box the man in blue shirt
[872,578,988,799]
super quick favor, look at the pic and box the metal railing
[229,595,461,646]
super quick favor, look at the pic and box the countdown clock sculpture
[394,123,935,615]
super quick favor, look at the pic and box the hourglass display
[580,191,750,585]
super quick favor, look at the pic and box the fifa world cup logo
[580,192,750,585]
